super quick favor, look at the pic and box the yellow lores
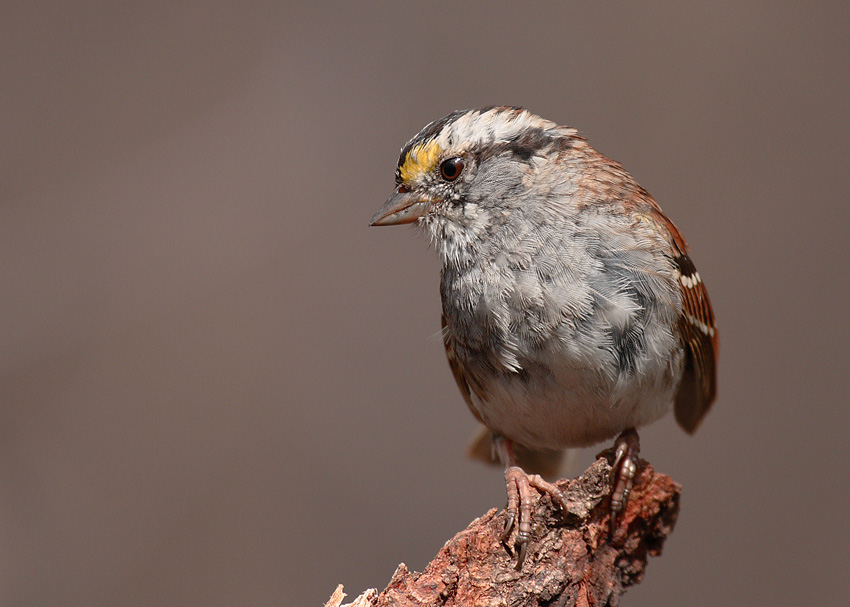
[398,140,442,183]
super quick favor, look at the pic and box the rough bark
[326,453,680,607]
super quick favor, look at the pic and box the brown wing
[646,203,718,433]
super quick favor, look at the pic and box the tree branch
[327,454,681,607]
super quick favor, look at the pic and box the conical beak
[369,188,430,226]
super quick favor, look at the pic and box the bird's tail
[466,427,567,480]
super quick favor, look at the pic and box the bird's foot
[609,428,641,536]
[500,465,570,570]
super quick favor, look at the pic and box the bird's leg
[493,436,569,570]
[609,428,640,535]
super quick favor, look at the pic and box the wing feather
[646,204,718,433]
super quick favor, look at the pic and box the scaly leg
[494,436,570,569]
[609,428,640,535]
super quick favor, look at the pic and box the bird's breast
[439,230,685,449]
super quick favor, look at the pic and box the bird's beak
[369,188,430,226]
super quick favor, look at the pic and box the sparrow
[370,107,717,567]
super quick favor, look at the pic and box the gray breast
[440,204,683,405]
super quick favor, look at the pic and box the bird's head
[370,107,578,236]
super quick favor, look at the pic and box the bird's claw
[609,428,640,536]
[502,465,568,569]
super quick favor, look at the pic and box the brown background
[2,2,848,605]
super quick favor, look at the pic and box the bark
[326,453,680,607]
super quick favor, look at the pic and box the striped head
[370,107,578,228]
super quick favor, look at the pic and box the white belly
[467,349,684,449]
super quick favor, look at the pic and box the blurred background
[2,2,848,605]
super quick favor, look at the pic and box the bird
[370,106,717,567]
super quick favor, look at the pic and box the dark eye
[439,157,465,181]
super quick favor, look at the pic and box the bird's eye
[439,157,465,181]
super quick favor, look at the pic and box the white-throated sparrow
[370,107,717,567]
